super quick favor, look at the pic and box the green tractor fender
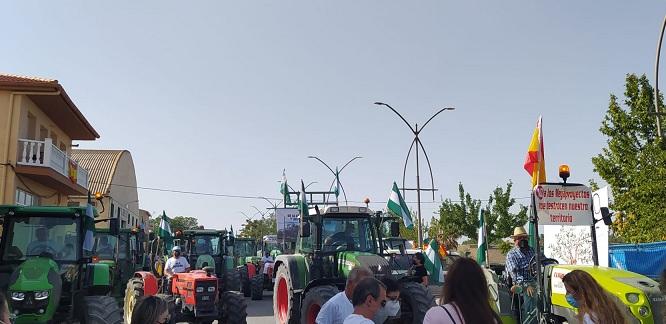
[83,262,112,294]
[7,257,62,323]
[274,255,308,291]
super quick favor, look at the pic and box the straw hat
[511,226,529,238]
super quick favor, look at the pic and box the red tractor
[123,268,247,324]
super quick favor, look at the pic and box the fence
[608,241,666,279]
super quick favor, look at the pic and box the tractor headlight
[34,290,49,300]
[207,286,216,293]
[11,292,25,301]
[638,306,650,317]
[196,287,204,293]
[626,293,640,304]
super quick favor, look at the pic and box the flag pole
[483,211,489,268]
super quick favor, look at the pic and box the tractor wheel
[300,285,339,324]
[219,291,247,324]
[224,269,242,292]
[239,266,251,297]
[81,295,123,324]
[123,278,145,324]
[250,274,264,300]
[274,264,300,324]
[399,282,435,324]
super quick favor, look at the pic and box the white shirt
[165,256,190,276]
[261,256,274,274]
[343,314,374,324]
[316,292,353,324]
[423,303,464,324]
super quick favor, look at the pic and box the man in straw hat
[505,226,537,322]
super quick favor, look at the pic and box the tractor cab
[93,227,148,301]
[0,205,122,324]
[176,228,240,291]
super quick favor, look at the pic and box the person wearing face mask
[316,267,373,324]
[562,270,629,324]
[411,252,429,287]
[344,277,387,324]
[164,246,190,278]
[372,277,401,324]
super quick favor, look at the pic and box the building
[69,150,140,230]
[139,209,152,234]
[0,74,99,206]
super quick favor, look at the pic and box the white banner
[276,208,300,242]
[534,184,593,226]
[543,225,594,265]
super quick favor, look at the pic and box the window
[27,113,36,140]
[321,217,374,253]
[39,126,48,141]
[2,215,79,262]
[15,188,38,206]
[110,203,115,218]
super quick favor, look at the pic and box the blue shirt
[505,247,535,284]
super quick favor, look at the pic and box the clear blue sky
[3,1,663,231]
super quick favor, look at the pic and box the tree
[150,215,199,233]
[592,74,666,243]
[485,181,528,244]
[239,215,277,239]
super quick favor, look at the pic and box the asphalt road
[245,290,274,324]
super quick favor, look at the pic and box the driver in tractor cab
[260,251,274,276]
[26,226,59,256]
[165,246,191,278]
[324,223,356,250]
[505,226,536,321]
[96,235,114,258]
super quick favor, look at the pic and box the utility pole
[374,102,455,248]
[655,14,666,139]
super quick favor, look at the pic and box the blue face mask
[566,294,579,308]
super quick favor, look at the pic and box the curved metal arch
[401,138,417,198]
[421,107,455,133]
[375,102,416,134]
[416,138,437,200]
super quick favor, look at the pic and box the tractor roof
[320,206,373,215]
[183,229,223,235]
[0,205,97,218]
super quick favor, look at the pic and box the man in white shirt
[316,267,373,324]
[261,252,274,275]
[344,277,387,324]
[165,246,190,278]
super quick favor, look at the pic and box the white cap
[172,246,181,252]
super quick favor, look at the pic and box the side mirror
[300,222,311,238]
[600,207,613,226]
[390,222,400,237]
[109,218,120,236]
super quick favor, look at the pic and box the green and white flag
[280,170,291,205]
[83,197,95,252]
[476,209,487,266]
[424,238,444,283]
[299,180,309,217]
[387,182,413,229]
[159,211,172,240]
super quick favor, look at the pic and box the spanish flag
[524,116,546,187]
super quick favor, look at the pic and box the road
[245,291,274,324]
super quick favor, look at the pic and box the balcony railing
[17,138,89,189]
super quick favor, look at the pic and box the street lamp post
[307,156,362,205]
[374,102,455,248]
[654,14,666,139]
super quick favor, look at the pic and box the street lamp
[374,101,455,248]
[654,14,666,139]
[307,156,363,205]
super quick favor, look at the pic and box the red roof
[0,73,99,140]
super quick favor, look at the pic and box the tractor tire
[399,282,435,324]
[300,285,339,324]
[123,278,145,324]
[219,291,247,324]
[239,266,251,297]
[224,269,242,292]
[250,274,264,300]
[81,295,123,324]
[274,264,300,324]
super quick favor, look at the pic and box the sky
[2,1,663,232]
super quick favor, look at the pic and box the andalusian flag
[424,239,444,284]
[333,167,340,198]
[476,209,487,266]
[280,169,291,205]
[524,116,546,188]
[387,182,413,229]
[83,194,95,252]
[299,180,308,217]
[159,211,172,240]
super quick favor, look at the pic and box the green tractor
[234,237,259,297]
[273,205,434,324]
[93,227,149,302]
[249,235,281,300]
[0,205,123,324]
[178,228,241,292]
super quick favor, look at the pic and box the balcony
[15,138,89,195]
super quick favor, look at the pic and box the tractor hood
[336,252,390,277]
[9,257,60,291]
[8,257,63,322]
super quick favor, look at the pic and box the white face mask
[373,300,401,324]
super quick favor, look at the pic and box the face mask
[174,252,180,257]
[372,300,400,324]
[566,294,579,308]
[518,239,529,249]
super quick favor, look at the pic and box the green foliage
[592,74,666,243]
[150,215,199,233]
[429,181,527,246]
[239,215,277,239]
[497,240,513,255]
